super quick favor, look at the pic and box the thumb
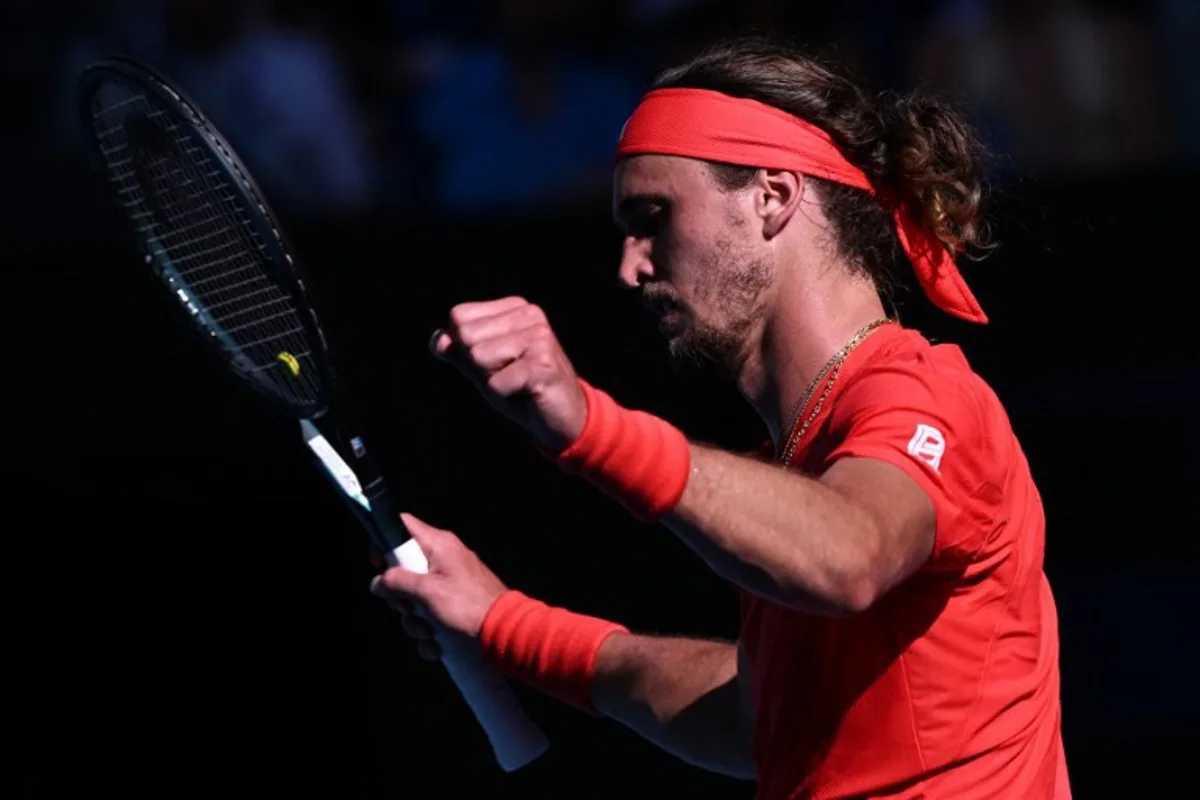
[399,512,447,553]
[428,328,454,361]
[428,328,487,389]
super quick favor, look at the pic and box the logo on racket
[277,351,301,376]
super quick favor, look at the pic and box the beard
[644,246,773,380]
[665,313,744,378]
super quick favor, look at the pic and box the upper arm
[815,361,980,603]
[819,457,936,603]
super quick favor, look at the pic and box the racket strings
[89,77,322,409]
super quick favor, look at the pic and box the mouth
[657,308,686,337]
[643,290,680,317]
[641,287,686,336]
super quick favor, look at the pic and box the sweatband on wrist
[479,590,628,714]
[554,380,692,521]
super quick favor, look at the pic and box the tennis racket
[76,56,549,772]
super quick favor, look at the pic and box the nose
[618,236,654,289]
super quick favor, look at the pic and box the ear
[755,169,804,239]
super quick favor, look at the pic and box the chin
[667,327,746,380]
[664,335,715,377]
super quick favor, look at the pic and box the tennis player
[373,37,1070,799]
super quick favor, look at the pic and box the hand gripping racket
[76,56,549,771]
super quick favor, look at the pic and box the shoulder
[832,328,1001,445]
[824,327,1016,563]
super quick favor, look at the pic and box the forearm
[480,591,755,778]
[551,381,933,613]
[553,384,889,614]
[591,633,755,779]
[663,444,880,613]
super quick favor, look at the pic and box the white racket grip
[389,538,550,772]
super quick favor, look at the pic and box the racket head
[77,56,331,421]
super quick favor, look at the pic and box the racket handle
[389,538,550,772]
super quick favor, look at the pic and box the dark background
[6,1,1198,798]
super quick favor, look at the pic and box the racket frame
[77,56,405,553]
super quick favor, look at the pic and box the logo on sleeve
[906,424,946,473]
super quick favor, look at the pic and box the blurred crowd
[4,0,1198,222]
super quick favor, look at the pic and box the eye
[628,202,666,238]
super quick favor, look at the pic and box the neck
[736,264,889,450]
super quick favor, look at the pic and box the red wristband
[479,590,628,714]
[555,380,691,521]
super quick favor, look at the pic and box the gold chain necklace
[778,317,893,465]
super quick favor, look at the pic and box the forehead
[612,155,719,212]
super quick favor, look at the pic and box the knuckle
[526,331,557,364]
[487,366,523,395]
[530,342,558,371]
[466,340,487,364]
[460,320,492,350]
[448,303,478,330]
[438,530,464,554]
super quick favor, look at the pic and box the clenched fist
[430,296,587,453]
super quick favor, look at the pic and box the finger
[373,567,427,600]
[466,324,546,373]
[391,596,436,628]
[409,600,437,624]
[394,512,455,576]
[386,604,434,642]
[397,608,435,640]
[387,595,414,614]
[455,304,545,349]
[432,298,538,365]
[485,358,534,398]
[430,327,487,382]
[448,297,529,327]
[417,640,443,661]
[429,328,453,360]
[399,512,450,550]
[389,604,418,624]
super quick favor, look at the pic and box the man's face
[613,155,773,377]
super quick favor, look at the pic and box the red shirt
[740,323,1070,799]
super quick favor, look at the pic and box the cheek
[657,221,708,293]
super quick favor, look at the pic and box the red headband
[616,88,988,324]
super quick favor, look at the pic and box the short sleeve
[823,362,981,565]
